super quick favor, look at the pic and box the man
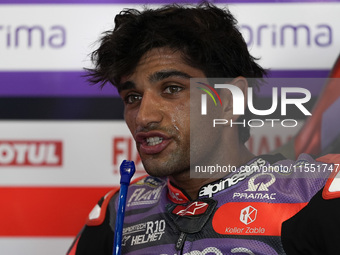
[68,3,339,254]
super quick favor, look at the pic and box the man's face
[119,47,206,177]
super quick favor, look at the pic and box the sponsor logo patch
[212,202,307,236]
[233,173,277,201]
[172,201,209,216]
[127,186,162,207]
[240,206,257,225]
[199,158,266,198]
[0,140,62,166]
[122,220,166,247]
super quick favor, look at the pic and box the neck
[169,143,254,200]
[168,172,220,200]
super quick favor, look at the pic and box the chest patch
[167,198,217,234]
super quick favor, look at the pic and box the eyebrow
[118,80,135,93]
[148,69,192,83]
[118,69,192,93]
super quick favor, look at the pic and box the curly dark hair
[87,2,267,143]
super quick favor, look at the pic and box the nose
[136,91,163,128]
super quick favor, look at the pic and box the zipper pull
[175,232,187,251]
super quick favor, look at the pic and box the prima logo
[199,83,311,116]
[240,23,332,48]
[1,25,66,48]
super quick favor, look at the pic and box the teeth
[146,137,163,146]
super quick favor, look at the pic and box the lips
[135,131,171,155]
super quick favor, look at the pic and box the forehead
[120,47,204,85]
[138,47,183,66]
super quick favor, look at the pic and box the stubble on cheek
[138,128,190,177]
[140,115,190,177]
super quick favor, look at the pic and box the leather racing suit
[68,153,336,255]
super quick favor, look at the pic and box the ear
[219,76,248,121]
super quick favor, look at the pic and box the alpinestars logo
[172,201,209,216]
[199,158,265,198]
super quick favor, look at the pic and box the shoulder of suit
[86,175,152,226]
[316,154,340,200]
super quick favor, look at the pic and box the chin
[143,162,189,178]
[141,151,190,177]
[145,171,168,178]
[143,164,172,177]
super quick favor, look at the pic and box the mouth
[146,136,163,146]
[136,131,171,155]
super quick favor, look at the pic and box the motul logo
[0,141,62,166]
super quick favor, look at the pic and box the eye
[124,94,142,104]
[163,85,183,94]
